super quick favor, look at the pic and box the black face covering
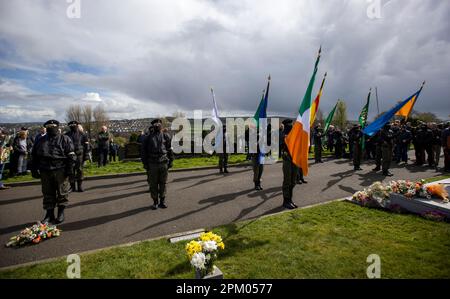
[47,127,59,136]
[153,124,162,132]
[70,126,78,132]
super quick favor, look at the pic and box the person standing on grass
[313,124,324,163]
[141,119,174,210]
[0,130,12,190]
[97,126,111,167]
[12,130,33,176]
[66,121,89,192]
[34,127,47,144]
[109,140,119,162]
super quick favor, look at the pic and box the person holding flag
[283,47,322,209]
[364,82,426,176]
[352,88,371,170]
[210,88,229,174]
[252,76,271,190]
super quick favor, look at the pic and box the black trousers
[252,156,264,184]
[40,169,70,210]
[282,159,297,202]
[98,149,109,167]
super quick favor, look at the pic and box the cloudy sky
[0,0,449,123]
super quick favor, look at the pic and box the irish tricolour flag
[285,47,321,176]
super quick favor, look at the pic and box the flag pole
[375,87,380,116]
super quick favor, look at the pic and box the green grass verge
[2,150,333,184]
[1,201,449,279]
[2,154,249,184]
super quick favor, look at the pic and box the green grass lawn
[1,201,449,279]
[2,150,332,184]
[2,154,250,184]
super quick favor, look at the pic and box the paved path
[0,154,446,268]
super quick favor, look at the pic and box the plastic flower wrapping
[5,222,61,248]
[185,232,225,277]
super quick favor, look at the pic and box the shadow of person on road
[68,189,149,209]
[59,206,152,232]
[86,179,148,191]
[321,169,354,192]
[0,195,42,207]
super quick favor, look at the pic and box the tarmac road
[0,154,445,268]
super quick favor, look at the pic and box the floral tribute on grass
[185,231,225,278]
[352,180,449,220]
[5,222,61,248]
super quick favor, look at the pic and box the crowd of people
[310,120,450,175]
[1,117,449,222]
[0,123,122,193]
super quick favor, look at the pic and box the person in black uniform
[218,125,229,174]
[31,120,76,224]
[141,119,174,210]
[65,121,89,192]
[372,131,382,172]
[333,128,343,159]
[396,124,412,164]
[313,124,324,163]
[350,125,363,170]
[280,119,298,210]
[251,125,265,190]
[380,123,394,176]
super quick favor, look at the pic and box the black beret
[21,127,28,131]
[68,121,79,126]
[151,119,162,125]
[43,120,60,127]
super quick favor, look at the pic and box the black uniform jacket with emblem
[31,134,75,171]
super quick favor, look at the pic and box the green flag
[324,101,338,134]
[359,89,371,128]
[359,89,371,150]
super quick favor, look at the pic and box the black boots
[158,198,167,209]
[77,180,84,192]
[56,206,65,224]
[42,209,55,224]
[372,166,381,172]
[354,166,362,171]
[383,171,394,177]
[151,200,158,210]
[254,183,263,191]
[283,200,298,210]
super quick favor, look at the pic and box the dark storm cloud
[0,0,449,122]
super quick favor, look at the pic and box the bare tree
[332,100,348,130]
[66,105,82,123]
[93,105,109,134]
[81,105,93,138]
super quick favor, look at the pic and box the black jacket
[141,131,173,165]
[66,130,89,157]
[32,134,75,171]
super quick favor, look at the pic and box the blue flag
[363,85,425,137]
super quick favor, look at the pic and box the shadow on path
[60,206,152,232]
[68,190,148,209]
